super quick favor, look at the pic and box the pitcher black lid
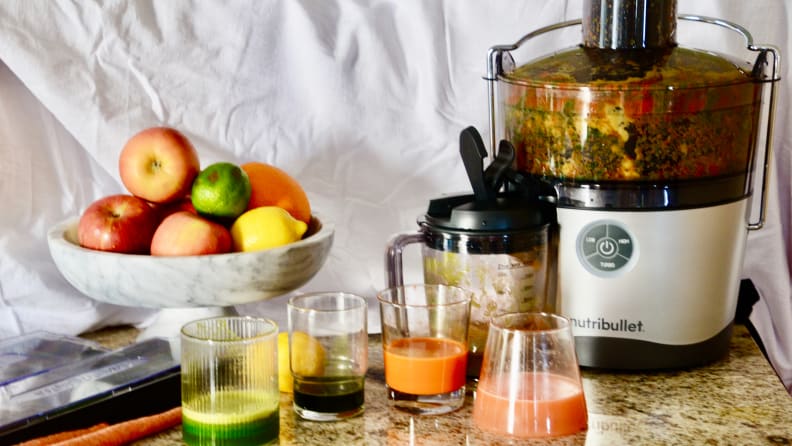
[421,192,556,234]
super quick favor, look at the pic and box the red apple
[150,211,232,256]
[150,196,197,223]
[78,194,160,254]
[119,127,200,203]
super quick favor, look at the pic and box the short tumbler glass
[377,284,471,415]
[287,292,368,421]
[181,316,280,446]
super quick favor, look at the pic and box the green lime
[191,162,252,219]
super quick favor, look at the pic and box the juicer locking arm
[677,14,781,230]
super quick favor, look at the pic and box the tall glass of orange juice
[472,312,587,438]
[377,284,471,415]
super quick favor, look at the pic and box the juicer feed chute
[485,0,780,369]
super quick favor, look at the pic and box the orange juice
[383,337,467,395]
[473,372,587,437]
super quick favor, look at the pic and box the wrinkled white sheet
[0,0,790,391]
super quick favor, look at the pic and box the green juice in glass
[293,375,365,413]
[182,390,279,446]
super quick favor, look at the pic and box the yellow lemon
[277,331,325,393]
[277,332,293,393]
[291,331,325,376]
[230,206,308,252]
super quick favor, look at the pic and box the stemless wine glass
[473,312,587,438]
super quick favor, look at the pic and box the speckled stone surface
[80,324,792,446]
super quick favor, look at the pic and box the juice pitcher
[385,127,558,377]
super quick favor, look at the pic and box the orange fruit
[241,162,312,224]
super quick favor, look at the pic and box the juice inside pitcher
[422,231,556,378]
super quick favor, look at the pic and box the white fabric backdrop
[0,0,789,392]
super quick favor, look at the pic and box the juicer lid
[502,46,756,90]
[500,0,759,90]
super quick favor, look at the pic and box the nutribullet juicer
[485,0,780,369]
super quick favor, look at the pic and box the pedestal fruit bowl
[47,215,333,339]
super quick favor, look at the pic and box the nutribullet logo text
[569,317,645,333]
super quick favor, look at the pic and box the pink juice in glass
[473,371,587,438]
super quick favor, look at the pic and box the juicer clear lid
[502,45,756,91]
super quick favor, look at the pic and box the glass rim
[489,312,571,334]
[287,292,368,313]
[180,315,278,342]
[376,283,471,309]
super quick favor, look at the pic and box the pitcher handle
[385,232,425,287]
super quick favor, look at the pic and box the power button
[597,238,618,258]
[576,220,636,277]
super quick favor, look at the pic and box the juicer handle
[747,45,779,230]
[385,232,424,287]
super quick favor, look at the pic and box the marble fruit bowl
[47,215,334,309]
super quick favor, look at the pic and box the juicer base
[575,322,733,370]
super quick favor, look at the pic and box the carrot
[49,406,182,446]
[15,423,109,446]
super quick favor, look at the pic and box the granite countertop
[79,323,792,446]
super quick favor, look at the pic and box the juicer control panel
[576,220,636,277]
